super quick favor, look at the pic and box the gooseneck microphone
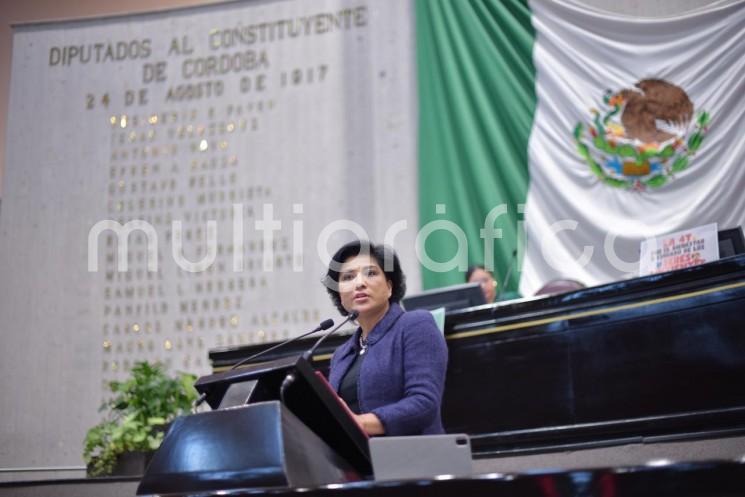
[229,318,335,371]
[191,318,335,411]
[302,311,359,362]
[281,311,359,402]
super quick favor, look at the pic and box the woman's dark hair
[323,240,406,316]
[466,264,492,282]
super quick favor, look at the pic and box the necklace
[359,335,368,355]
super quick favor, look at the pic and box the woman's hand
[353,413,385,436]
[337,395,385,436]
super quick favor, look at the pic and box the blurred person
[466,264,521,302]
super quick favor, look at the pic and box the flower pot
[111,450,153,476]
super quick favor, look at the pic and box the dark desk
[6,461,745,497]
[443,255,745,456]
[157,460,745,497]
[210,255,745,458]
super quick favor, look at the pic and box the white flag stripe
[520,0,745,294]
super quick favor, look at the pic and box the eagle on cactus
[574,78,710,190]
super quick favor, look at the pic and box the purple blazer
[328,303,448,436]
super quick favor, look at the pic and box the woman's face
[338,254,393,319]
[469,268,497,303]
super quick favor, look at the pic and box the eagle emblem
[574,79,710,190]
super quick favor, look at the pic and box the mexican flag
[416,0,745,295]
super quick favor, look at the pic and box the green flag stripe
[416,0,537,291]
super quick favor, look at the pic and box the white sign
[639,223,719,276]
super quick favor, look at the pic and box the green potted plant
[83,361,197,476]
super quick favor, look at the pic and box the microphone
[498,249,518,301]
[229,318,334,371]
[281,311,359,402]
[302,311,359,362]
[191,318,335,411]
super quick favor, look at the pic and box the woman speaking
[323,240,448,436]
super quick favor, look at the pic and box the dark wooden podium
[137,355,370,495]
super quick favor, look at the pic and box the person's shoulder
[397,308,437,330]
[397,309,446,351]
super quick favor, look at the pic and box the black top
[338,348,365,414]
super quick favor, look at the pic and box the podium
[137,355,371,495]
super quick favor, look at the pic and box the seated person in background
[324,240,448,436]
[466,264,521,303]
